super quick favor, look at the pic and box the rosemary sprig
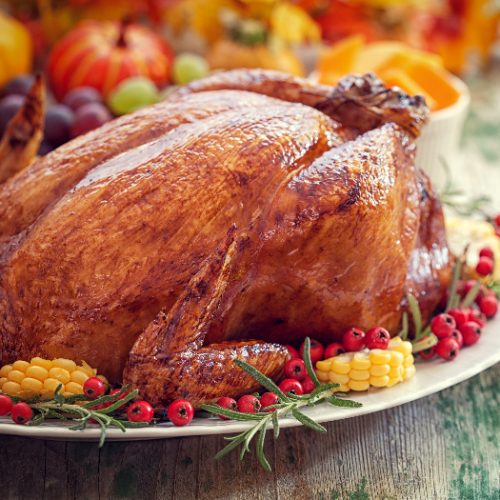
[1,385,148,447]
[201,338,361,471]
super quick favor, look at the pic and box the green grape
[172,53,209,85]
[108,77,159,116]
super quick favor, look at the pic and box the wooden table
[2,61,500,500]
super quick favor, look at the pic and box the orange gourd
[0,13,33,88]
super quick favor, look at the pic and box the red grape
[3,74,35,97]
[0,95,24,136]
[44,105,74,146]
[71,103,112,138]
[63,86,103,112]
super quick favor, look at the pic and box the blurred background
[0,0,499,199]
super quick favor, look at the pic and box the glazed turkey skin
[0,70,450,406]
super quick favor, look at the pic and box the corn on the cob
[315,336,415,392]
[0,358,97,399]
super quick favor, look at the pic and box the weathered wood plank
[1,364,497,500]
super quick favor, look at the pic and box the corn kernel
[53,358,77,372]
[25,365,49,382]
[404,365,416,380]
[65,382,84,394]
[7,369,25,383]
[388,336,402,348]
[2,381,21,395]
[316,359,333,371]
[31,357,53,370]
[12,360,30,372]
[70,370,89,385]
[370,364,390,376]
[389,351,404,367]
[0,377,7,388]
[336,384,349,392]
[44,378,64,393]
[20,377,43,393]
[62,392,73,397]
[394,341,412,356]
[80,361,96,377]
[0,365,13,377]
[369,349,391,365]
[370,375,390,387]
[387,377,400,387]
[404,355,414,368]
[48,367,70,384]
[389,366,403,378]
[350,369,370,381]
[329,372,350,384]
[348,380,370,391]
[316,370,330,382]
[351,352,371,370]
[331,354,352,374]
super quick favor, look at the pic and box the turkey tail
[0,74,45,184]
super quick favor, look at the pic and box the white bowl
[416,75,470,188]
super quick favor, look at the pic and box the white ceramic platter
[0,316,498,442]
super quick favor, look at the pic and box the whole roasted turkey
[0,70,450,407]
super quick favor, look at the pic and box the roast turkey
[0,70,450,406]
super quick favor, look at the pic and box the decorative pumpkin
[48,20,173,99]
[0,13,33,88]
[207,40,304,76]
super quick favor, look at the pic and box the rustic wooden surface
[0,363,498,499]
[1,54,500,500]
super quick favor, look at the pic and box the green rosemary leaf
[461,281,482,308]
[256,427,272,472]
[271,411,280,440]
[309,383,339,400]
[400,312,409,341]
[302,337,321,387]
[53,384,65,405]
[98,422,108,448]
[82,385,136,409]
[28,410,46,427]
[407,294,422,338]
[110,418,127,433]
[446,259,463,311]
[234,360,290,402]
[215,434,247,460]
[291,408,327,433]
[96,389,138,415]
[200,404,263,421]
[411,333,438,353]
[326,396,362,408]
[119,421,150,429]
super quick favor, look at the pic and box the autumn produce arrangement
[0,4,499,471]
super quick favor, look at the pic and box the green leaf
[271,411,280,440]
[96,389,138,415]
[399,312,409,341]
[446,259,463,311]
[326,396,362,408]
[200,404,263,421]
[302,337,321,387]
[291,408,327,433]
[215,433,247,460]
[407,294,422,338]
[309,383,339,401]
[234,359,290,402]
[461,281,482,308]
[256,427,272,472]
[411,333,438,353]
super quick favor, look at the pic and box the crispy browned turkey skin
[0,70,450,407]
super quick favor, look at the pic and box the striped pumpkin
[47,20,173,100]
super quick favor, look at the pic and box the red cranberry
[449,329,463,348]
[279,378,304,396]
[260,392,279,411]
[476,256,493,276]
[430,313,456,339]
[342,327,366,352]
[447,308,469,329]
[460,322,482,346]
[284,344,300,359]
[299,339,324,364]
[301,376,316,394]
[237,394,261,414]
[83,377,106,399]
[468,309,486,328]
[435,338,460,361]
[419,347,436,361]
[127,400,154,423]
[284,359,307,380]
[11,402,33,425]
[324,342,345,358]
[478,294,498,319]
[365,327,390,350]
[216,396,237,420]
[167,399,194,426]
[0,394,13,416]
[479,247,494,259]
[494,213,500,227]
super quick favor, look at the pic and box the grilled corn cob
[316,336,415,392]
[0,357,98,399]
